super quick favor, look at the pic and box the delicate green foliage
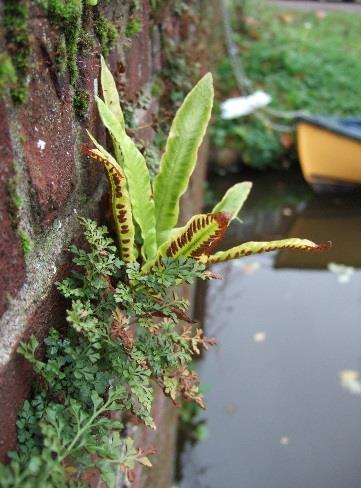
[2,219,215,486]
[153,73,214,243]
[212,181,252,221]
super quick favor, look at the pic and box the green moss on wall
[73,87,90,118]
[125,16,142,38]
[44,0,83,84]
[7,175,24,226]
[41,0,119,117]
[3,0,31,104]
[0,54,17,94]
[94,15,119,57]
[17,229,33,255]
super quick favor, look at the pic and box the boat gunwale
[297,114,361,143]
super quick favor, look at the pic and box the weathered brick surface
[124,1,151,101]
[18,10,76,226]
[80,48,107,196]
[0,0,211,484]
[0,279,67,462]
[0,100,26,317]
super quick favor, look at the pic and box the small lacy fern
[0,219,215,487]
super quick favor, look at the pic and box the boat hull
[297,117,361,190]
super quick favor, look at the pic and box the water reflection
[180,170,361,488]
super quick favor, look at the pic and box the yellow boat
[297,115,361,191]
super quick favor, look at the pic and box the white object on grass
[220,91,272,119]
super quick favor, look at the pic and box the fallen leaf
[280,133,293,149]
[279,13,294,24]
[282,207,293,217]
[315,10,327,19]
[253,332,267,343]
[328,262,354,284]
[340,369,361,395]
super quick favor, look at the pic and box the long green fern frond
[153,73,214,245]
[96,97,157,261]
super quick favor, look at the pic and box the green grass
[213,1,361,169]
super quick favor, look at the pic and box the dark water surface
[179,170,361,488]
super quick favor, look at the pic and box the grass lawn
[212,1,361,169]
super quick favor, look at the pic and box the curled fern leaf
[82,138,136,263]
[143,212,231,272]
[203,238,332,264]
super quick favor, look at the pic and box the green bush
[213,0,361,169]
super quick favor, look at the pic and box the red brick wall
[0,1,210,485]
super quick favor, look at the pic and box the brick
[79,49,106,195]
[124,0,151,100]
[0,270,68,462]
[18,12,76,226]
[0,100,26,318]
[0,346,34,462]
[133,387,178,488]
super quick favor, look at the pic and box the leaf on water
[340,369,361,395]
[253,332,266,343]
[328,262,354,284]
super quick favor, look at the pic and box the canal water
[179,169,361,488]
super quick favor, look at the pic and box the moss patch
[44,0,83,84]
[125,16,142,38]
[73,87,90,118]
[7,175,24,222]
[94,15,119,57]
[17,229,33,255]
[3,0,31,104]
[0,54,17,94]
